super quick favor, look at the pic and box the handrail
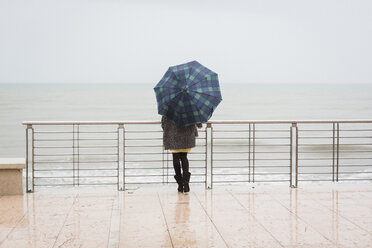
[22,119,372,125]
[24,120,372,192]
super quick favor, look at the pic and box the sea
[1,82,372,157]
[1,83,372,185]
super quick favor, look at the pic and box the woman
[161,116,202,194]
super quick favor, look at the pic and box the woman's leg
[172,152,182,176]
[179,152,189,174]
[180,152,191,193]
[172,152,183,192]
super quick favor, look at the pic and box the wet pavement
[0,183,371,247]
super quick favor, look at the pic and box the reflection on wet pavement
[0,183,371,247]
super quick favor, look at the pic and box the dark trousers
[172,152,189,176]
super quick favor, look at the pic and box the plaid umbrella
[154,60,222,127]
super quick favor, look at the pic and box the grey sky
[0,0,371,84]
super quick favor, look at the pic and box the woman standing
[161,116,202,194]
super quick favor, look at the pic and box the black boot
[183,172,191,194]
[174,174,183,192]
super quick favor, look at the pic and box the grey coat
[161,116,198,150]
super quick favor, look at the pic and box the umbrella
[154,60,222,127]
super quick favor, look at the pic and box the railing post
[252,123,255,183]
[117,124,125,191]
[248,123,251,183]
[77,124,80,186]
[72,124,76,187]
[206,123,213,189]
[332,123,336,182]
[25,124,33,193]
[332,122,340,182]
[290,123,298,188]
[336,123,339,182]
[31,126,35,192]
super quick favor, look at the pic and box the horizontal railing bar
[23,119,372,126]
[34,146,73,148]
[297,172,333,175]
[124,181,205,184]
[125,152,205,155]
[34,161,72,163]
[34,153,118,156]
[299,129,372,132]
[254,137,289,139]
[298,164,372,167]
[78,131,117,133]
[34,184,75,186]
[336,179,372,181]
[125,138,163,141]
[125,130,162,133]
[124,145,163,147]
[337,164,372,167]
[213,173,290,176]
[299,143,372,146]
[213,137,289,140]
[298,151,372,153]
[34,154,73,156]
[337,172,372,174]
[34,131,72,134]
[212,151,289,154]
[299,136,372,139]
[78,146,118,148]
[34,175,118,178]
[213,130,289,133]
[213,166,290,168]
[213,158,290,161]
[34,168,118,171]
[297,179,333,181]
[34,183,118,186]
[124,174,205,177]
[79,161,118,163]
[76,153,118,156]
[125,159,206,163]
[125,166,206,170]
[212,144,290,147]
[126,144,205,148]
[34,139,117,141]
[34,146,117,148]
[212,180,290,183]
[34,161,118,163]
[299,158,372,160]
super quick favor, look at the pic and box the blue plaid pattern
[154,61,222,127]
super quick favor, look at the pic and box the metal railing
[23,120,372,192]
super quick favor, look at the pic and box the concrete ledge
[0,158,25,195]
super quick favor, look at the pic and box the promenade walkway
[0,183,371,248]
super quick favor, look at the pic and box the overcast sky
[0,0,371,84]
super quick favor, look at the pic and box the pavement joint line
[266,189,337,246]
[157,192,175,248]
[192,191,230,248]
[227,189,286,248]
[0,197,29,246]
[299,189,372,236]
[51,193,78,248]
[107,195,120,248]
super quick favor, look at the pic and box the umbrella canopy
[154,61,222,127]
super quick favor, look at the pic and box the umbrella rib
[161,90,184,106]
[187,88,222,99]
